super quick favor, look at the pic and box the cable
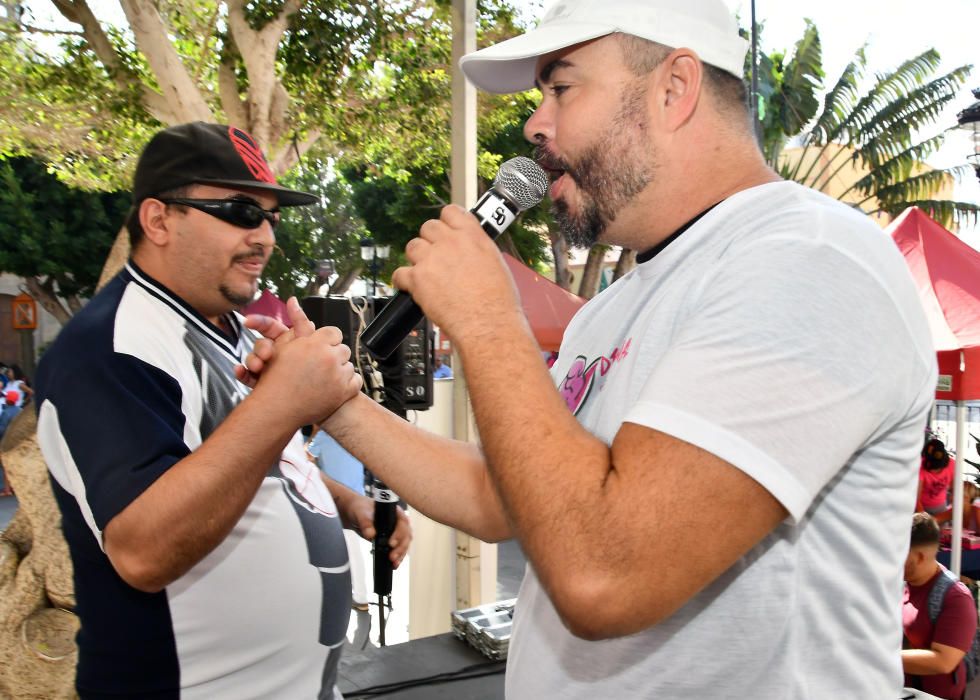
[349,296,384,404]
[342,660,506,698]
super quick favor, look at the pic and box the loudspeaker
[300,296,366,347]
[373,297,433,412]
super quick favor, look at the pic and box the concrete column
[448,0,497,614]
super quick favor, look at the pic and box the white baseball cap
[459,0,748,94]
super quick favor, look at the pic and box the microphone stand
[368,469,397,647]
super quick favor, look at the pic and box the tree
[754,24,977,228]
[0,157,130,323]
[0,0,539,308]
[340,99,551,285]
[265,159,369,300]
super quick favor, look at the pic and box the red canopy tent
[241,289,292,328]
[502,253,586,352]
[888,206,980,574]
[888,207,980,401]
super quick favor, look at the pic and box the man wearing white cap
[246,0,936,696]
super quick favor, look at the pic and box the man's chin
[221,283,258,309]
[554,211,601,249]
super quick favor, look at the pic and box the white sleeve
[623,236,930,521]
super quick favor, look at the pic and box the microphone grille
[494,156,548,211]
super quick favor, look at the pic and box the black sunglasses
[158,198,281,230]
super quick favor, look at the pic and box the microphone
[369,471,398,646]
[360,156,548,359]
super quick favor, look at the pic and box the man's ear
[658,48,703,132]
[139,198,172,246]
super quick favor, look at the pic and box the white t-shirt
[506,182,936,698]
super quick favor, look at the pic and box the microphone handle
[360,188,523,359]
[359,293,424,361]
[372,476,398,597]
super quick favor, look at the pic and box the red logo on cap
[228,126,276,184]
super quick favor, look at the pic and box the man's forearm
[320,474,364,532]
[902,647,964,675]
[103,391,298,592]
[323,394,511,542]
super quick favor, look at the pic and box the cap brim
[460,22,616,94]
[196,178,317,207]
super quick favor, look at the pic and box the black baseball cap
[132,122,316,207]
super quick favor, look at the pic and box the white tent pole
[952,401,967,576]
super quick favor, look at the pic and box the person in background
[307,422,371,611]
[934,464,980,532]
[919,437,955,515]
[903,512,977,700]
[4,365,32,408]
[432,355,453,379]
[0,389,21,496]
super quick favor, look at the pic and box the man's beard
[538,84,656,249]
[220,283,255,308]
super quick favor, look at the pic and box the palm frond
[790,47,866,181]
[805,46,865,146]
[778,19,824,135]
[852,66,971,166]
[832,49,942,145]
[858,166,968,209]
[842,132,948,199]
[872,199,980,230]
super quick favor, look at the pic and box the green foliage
[332,1,550,271]
[0,157,131,299]
[752,19,824,163]
[754,26,976,229]
[0,30,158,191]
[2,0,553,297]
[265,160,369,299]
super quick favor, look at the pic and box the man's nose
[524,101,554,145]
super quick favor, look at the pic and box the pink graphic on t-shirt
[558,338,631,415]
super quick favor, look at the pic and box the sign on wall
[11,293,37,330]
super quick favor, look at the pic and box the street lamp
[359,238,390,297]
[956,87,980,184]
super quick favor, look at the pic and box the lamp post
[956,87,980,184]
[359,238,391,297]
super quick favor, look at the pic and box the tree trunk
[577,245,607,300]
[22,277,70,325]
[612,248,636,282]
[328,269,359,296]
[549,224,571,291]
[97,227,132,293]
[494,231,521,261]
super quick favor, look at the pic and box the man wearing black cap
[34,122,410,699]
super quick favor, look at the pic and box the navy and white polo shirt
[35,262,351,699]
